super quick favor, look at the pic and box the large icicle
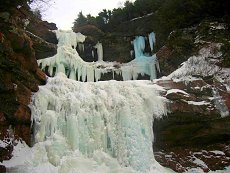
[94,42,103,62]
[148,32,156,52]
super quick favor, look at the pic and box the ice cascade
[38,30,159,81]
[3,73,171,173]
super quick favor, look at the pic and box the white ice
[38,30,159,82]
[2,73,171,173]
[94,42,103,62]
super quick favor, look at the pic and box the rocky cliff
[0,4,57,171]
[152,20,230,172]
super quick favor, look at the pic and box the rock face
[157,20,230,76]
[26,15,58,60]
[0,4,52,167]
[152,77,230,172]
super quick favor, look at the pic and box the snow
[38,30,159,82]
[2,73,170,173]
[192,158,208,169]
[187,101,210,106]
[166,89,189,96]
[187,166,230,173]
[210,150,225,155]
[168,43,225,80]
[130,13,154,21]
[0,140,8,148]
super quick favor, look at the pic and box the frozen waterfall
[2,73,171,173]
[38,30,159,81]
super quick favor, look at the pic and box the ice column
[133,36,146,59]
[148,32,156,52]
[94,42,103,62]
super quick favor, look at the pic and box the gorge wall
[0,4,57,170]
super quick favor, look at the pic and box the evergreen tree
[73,11,87,28]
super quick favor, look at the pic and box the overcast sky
[37,0,131,30]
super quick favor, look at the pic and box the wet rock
[0,165,6,173]
[27,31,57,60]
[13,104,31,124]
[0,112,6,122]
[27,20,58,44]
[0,12,10,22]
[153,77,230,172]
[34,68,47,85]
[154,144,230,173]
[156,46,172,60]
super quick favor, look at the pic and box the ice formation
[38,30,159,82]
[94,42,103,62]
[148,32,156,52]
[3,73,170,173]
[212,88,229,117]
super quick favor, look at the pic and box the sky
[36,0,131,30]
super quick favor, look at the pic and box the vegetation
[72,0,230,41]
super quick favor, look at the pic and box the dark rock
[27,31,57,59]
[153,77,230,172]
[0,112,6,122]
[0,12,10,22]
[73,24,104,39]
[14,125,31,146]
[34,68,47,85]
[156,80,186,90]
[154,144,230,173]
[0,165,6,173]
[102,35,134,63]
[156,46,172,60]
[27,20,58,44]
[41,21,57,30]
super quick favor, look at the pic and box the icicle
[148,32,156,52]
[87,66,95,82]
[81,66,87,82]
[133,36,145,59]
[94,42,103,62]
[69,69,76,80]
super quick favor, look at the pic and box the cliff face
[0,4,57,167]
[152,20,230,172]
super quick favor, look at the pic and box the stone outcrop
[157,20,230,76]
[152,78,230,172]
[26,31,57,60]
[27,20,58,44]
